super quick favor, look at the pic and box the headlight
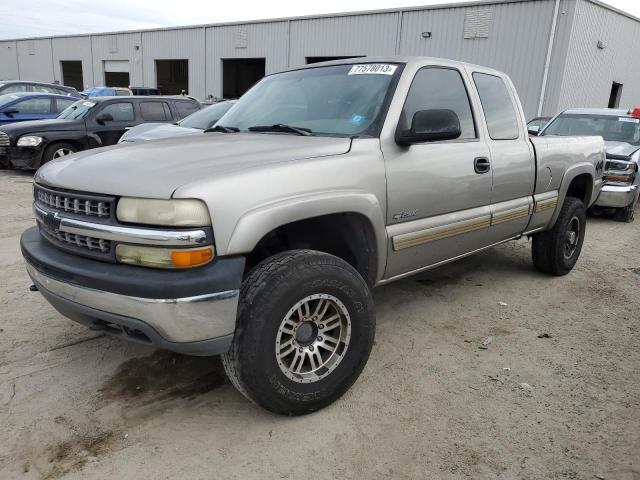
[17,135,43,147]
[116,244,214,269]
[116,198,211,226]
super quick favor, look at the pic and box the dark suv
[0,81,81,97]
[0,96,200,169]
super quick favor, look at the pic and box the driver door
[382,65,493,279]
[90,101,136,145]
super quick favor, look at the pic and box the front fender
[225,191,387,282]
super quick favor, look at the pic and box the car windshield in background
[543,114,640,146]
[0,94,20,106]
[216,63,401,136]
[178,102,235,129]
[57,100,97,119]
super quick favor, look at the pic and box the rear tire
[614,201,636,223]
[42,142,77,165]
[222,250,375,415]
[532,196,586,276]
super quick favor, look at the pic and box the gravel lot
[1,169,639,480]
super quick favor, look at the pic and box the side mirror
[1,108,19,117]
[396,109,461,145]
[528,125,540,136]
[95,112,114,125]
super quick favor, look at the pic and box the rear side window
[175,101,200,119]
[14,97,52,114]
[473,73,520,140]
[140,101,171,121]
[99,102,134,121]
[401,67,476,140]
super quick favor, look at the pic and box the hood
[604,141,640,159]
[0,118,84,137]
[121,123,201,143]
[36,133,352,198]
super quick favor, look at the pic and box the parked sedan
[0,95,201,169]
[0,80,81,97]
[0,93,78,125]
[541,107,639,222]
[119,100,235,143]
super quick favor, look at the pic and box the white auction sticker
[619,117,639,123]
[348,64,398,75]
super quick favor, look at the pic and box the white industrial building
[1,0,639,119]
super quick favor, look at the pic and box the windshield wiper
[248,124,312,136]
[204,125,239,133]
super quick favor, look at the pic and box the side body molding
[225,192,388,283]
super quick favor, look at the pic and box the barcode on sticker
[619,117,639,124]
[348,64,397,75]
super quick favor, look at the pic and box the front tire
[42,142,77,165]
[532,196,586,276]
[614,201,636,223]
[222,250,375,415]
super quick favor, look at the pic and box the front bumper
[21,226,245,356]
[0,146,42,170]
[596,184,639,208]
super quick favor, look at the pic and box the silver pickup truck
[21,57,604,415]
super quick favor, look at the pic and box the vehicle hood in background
[121,123,201,142]
[0,118,84,137]
[36,133,352,198]
[604,141,640,159]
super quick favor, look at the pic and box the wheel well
[565,173,593,206]
[245,213,378,287]
[38,139,84,167]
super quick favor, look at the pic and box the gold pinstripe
[393,217,491,251]
[534,198,557,213]
[491,207,530,226]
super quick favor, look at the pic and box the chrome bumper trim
[596,184,638,209]
[34,203,208,246]
[26,262,239,343]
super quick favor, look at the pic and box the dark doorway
[608,82,623,108]
[306,56,362,64]
[156,59,189,95]
[222,58,265,98]
[105,71,130,88]
[61,61,83,90]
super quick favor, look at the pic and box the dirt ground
[0,169,639,480]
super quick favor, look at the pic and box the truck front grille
[34,184,114,218]
[39,226,114,261]
[0,132,8,157]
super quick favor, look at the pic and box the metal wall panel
[289,12,400,67]
[206,21,289,97]
[142,27,206,98]
[0,41,19,80]
[399,0,556,119]
[16,38,54,82]
[51,35,93,90]
[557,0,640,111]
[90,33,143,87]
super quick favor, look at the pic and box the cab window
[401,67,477,140]
[473,73,520,140]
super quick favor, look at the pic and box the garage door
[104,60,130,88]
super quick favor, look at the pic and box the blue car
[82,87,133,97]
[0,92,78,125]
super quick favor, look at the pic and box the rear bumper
[21,226,245,356]
[595,184,638,208]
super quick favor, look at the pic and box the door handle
[474,157,491,174]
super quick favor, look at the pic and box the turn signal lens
[116,244,214,269]
[171,248,214,267]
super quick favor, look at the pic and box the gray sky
[1,0,639,40]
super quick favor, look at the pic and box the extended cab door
[470,70,535,244]
[381,63,492,279]
[89,101,136,146]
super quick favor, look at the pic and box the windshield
[0,94,20,107]
[543,114,640,146]
[57,100,97,119]
[216,63,401,136]
[179,102,235,129]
